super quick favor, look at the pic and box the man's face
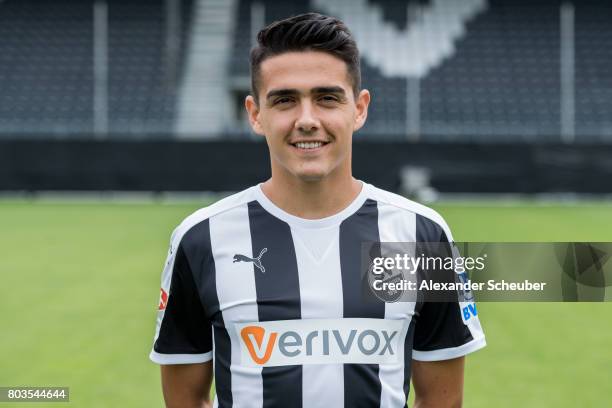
[245,51,370,182]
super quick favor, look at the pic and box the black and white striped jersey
[150,182,485,408]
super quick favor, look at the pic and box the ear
[245,95,265,136]
[353,89,370,132]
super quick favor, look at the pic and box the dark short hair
[250,12,361,103]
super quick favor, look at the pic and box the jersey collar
[253,181,371,229]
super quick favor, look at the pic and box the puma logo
[233,248,268,273]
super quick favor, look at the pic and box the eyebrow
[265,86,346,101]
[312,86,346,96]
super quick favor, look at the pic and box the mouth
[290,141,330,151]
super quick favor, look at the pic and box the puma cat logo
[233,248,268,273]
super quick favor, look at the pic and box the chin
[294,169,328,183]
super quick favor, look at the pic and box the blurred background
[1,0,611,195]
[1,0,611,407]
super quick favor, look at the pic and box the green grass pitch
[1,198,611,407]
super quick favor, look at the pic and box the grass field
[1,198,611,407]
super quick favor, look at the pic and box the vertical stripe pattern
[184,219,233,407]
[211,205,263,408]
[339,199,385,408]
[293,225,345,408]
[414,214,474,352]
[151,184,485,408]
[248,201,302,408]
[376,204,418,407]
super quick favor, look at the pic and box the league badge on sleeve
[158,288,168,311]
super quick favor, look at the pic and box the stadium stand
[0,0,192,136]
[420,0,562,140]
[226,0,611,142]
[176,0,239,137]
[575,0,612,140]
[108,0,188,134]
[0,0,93,135]
[0,0,610,141]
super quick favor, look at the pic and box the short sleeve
[149,231,213,365]
[412,213,486,361]
[412,299,486,361]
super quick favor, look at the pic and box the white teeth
[295,142,324,149]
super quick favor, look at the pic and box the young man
[150,13,485,408]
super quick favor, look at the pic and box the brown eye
[320,95,339,103]
[275,97,293,105]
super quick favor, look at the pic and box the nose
[295,101,319,134]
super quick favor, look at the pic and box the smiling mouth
[291,141,330,150]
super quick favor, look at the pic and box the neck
[261,169,362,220]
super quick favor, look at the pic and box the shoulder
[169,186,257,250]
[365,183,454,241]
